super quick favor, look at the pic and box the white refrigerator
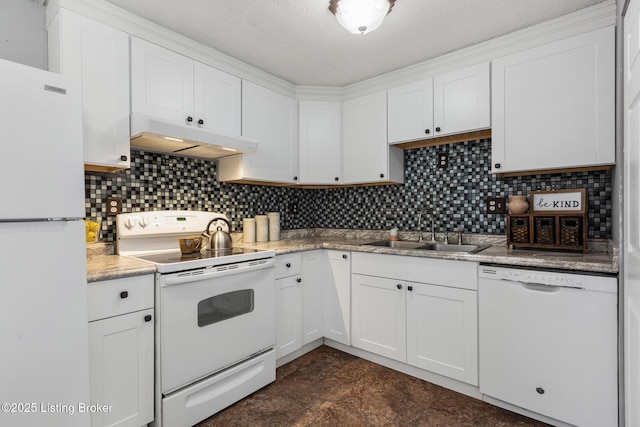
[0,58,90,426]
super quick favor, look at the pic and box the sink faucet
[417,208,435,242]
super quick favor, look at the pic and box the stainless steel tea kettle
[202,217,232,251]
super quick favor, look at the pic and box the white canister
[267,212,280,241]
[243,218,256,243]
[255,215,269,242]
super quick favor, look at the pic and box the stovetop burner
[135,247,262,265]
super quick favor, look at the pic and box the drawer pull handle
[144,315,152,322]
[120,291,128,299]
[536,387,545,395]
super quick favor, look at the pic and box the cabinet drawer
[88,275,154,322]
[275,253,301,279]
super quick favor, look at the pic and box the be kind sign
[531,189,587,214]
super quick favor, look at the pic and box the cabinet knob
[379,173,385,179]
[286,263,291,268]
[342,254,348,259]
[293,176,298,181]
[335,177,339,181]
[397,284,403,290]
[186,116,193,124]
[536,387,545,395]
[144,314,152,322]
[425,129,430,134]
[198,119,204,126]
[435,126,441,132]
[120,155,128,162]
[408,285,413,291]
[120,291,128,299]
[296,278,302,283]
[494,163,501,169]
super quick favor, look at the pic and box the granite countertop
[86,229,619,282]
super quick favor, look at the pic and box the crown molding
[47,0,616,101]
[49,0,297,97]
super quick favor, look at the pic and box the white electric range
[116,211,277,427]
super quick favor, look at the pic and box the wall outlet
[289,201,298,214]
[107,197,122,215]
[486,197,506,214]
[437,152,448,169]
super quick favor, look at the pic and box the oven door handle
[162,259,275,286]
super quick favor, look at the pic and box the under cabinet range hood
[130,114,258,160]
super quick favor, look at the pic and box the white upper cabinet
[342,91,404,184]
[131,37,241,136]
[388,78,434,143]
[387,62,490,144]
[48,9,130,171]
[491,27,615,174]
[299,101,342,185]
[433,62,490,137]
[218,81,299,183]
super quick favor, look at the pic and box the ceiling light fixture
[329,0,396,35]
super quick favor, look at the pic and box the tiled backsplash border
[86,139,612,242]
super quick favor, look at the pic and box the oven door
[159,258,275,394]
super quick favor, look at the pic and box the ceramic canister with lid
[267,212,280,241]
[255,215,269,242]
[243,218,256,243]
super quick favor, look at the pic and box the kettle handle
[205,217,231,235]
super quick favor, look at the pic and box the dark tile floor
[196,346,549,427]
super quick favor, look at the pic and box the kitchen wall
[0,0,47,70]
[86,138,612,242]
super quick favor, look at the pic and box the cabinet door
[194,61,241,136]
[492,27,615,173]
[323,250,351,346]
[131,37,194,125]
[406,282,478,385]
[240,81,299,183]
[299,101,342,184]
[343,91,402,184]
[88,309,154,427]
[388,78,434,143]
[53,10,130,170]
[433,62,490,137]
[276,275,302,359]
[301,250,323,344]
[351,274,406,362]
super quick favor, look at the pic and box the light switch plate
[486,197,506,214]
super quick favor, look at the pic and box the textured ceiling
[103,0,607,87]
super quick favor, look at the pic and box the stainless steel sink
[363,240,490,253]
[362,240,426,249]
[418,243,490,253]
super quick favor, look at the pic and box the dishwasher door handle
[499,278,584,291]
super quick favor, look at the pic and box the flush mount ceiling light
[329,0,396,35]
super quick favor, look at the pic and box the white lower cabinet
[87,275,154,427]
[323,250,351,346]
[351,253,478,385]
[275,251,323,360]
[352,274,407,361]
[406,282,478,385]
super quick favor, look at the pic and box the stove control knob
[139,218,150,228]
[124,218,137,229]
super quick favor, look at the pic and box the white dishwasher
[478,265,617,427]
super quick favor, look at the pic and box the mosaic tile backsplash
[86,139,612,242]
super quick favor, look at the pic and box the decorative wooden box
[507,189,588,253]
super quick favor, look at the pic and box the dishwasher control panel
[479,265,617,293]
